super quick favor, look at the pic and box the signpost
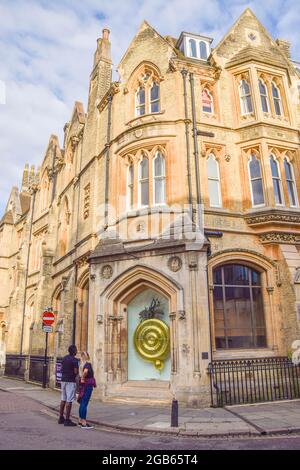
[42,308,55,389]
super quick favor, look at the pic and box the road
[0,389,300,450]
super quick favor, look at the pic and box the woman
[78,352,96,429]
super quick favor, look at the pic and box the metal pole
[171,398,179,427]
[42,331,49,389]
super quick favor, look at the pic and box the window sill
[126,110,165,127]
[213,348,276,360]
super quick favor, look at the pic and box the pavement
[1,376,300,438]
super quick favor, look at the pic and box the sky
[0,0,300,216]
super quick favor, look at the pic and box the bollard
[171,398,178,427]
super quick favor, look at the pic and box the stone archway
[99,265,183,390]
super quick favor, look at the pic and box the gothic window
[259,79,270,113]
[199,41,208,60]
[239,79,253,115]
[213,264,267,349]
[150,82,160,113]
[248,154,265,207]
[153,151,166,205]
[127,164,134,210]
[207,154,222,207]
[272,82,283,116]
[136,87,146,116]
[202,88,214,113]
[284,157,298,207]
[139,154,149,207]
[270,155,284,205]
[189,38,197,58]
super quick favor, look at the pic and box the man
[58,344,79,427]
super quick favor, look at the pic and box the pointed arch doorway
[127,288,171,381]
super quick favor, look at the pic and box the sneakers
[58,416,65,424]
[64,419,77,427]
[81,423,94,429]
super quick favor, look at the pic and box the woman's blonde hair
[79,351,90,376]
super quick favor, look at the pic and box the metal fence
[4,354,27,379]
[209,357,300,407]
[29,356,52,385]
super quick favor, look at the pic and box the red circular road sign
[42,311,55,325]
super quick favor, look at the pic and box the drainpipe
[190,73,214,385]
[104,95,113,228]
[73,133,84,348]
[181,69,194,223]
[72,263,78,346]
[189,73,203,230]
[19,187,37,362]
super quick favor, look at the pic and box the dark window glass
[213,264,266,349]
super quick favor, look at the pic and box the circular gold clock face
[134,318,170,370]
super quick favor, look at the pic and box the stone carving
[101,264,113,279]
[259,232,300,244]
[168,256,182,272]
[246,213,300,225]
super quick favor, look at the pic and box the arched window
[272,82,283,116]
[212,264,266,349]
[284,157,298,207]
[199,41,208,60]
[207,154,222,207]
[189,38,197,58]
[259,79,270,113]
[239,79,253,115]
[150,82,160,113]
[139,154,149,207]
[127,164,134,210]
[153,151,166,205]
[202,88,214,113]
[248,154,265,206]
[270,155,284,205]
[136,87,146,116]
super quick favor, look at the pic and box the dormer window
[177,33,213,61]
[199,41,208,60]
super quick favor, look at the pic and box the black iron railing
[209,357,300,407]
[4,354,28,379]
[29,355,52,385]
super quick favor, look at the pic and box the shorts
[61,382,77,403]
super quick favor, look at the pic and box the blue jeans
[79,385,93,420]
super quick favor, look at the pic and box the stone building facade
[1,8,300,406]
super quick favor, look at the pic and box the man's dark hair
[68,345,77,356]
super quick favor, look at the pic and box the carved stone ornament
[101,264,113,279]
[168,256,182,272]
[246,213,300,225]
[260,232,300,244]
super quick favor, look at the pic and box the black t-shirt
[61,354,79,382]
[83,362,94,379]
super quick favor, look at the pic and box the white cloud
[0,0,299,215]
